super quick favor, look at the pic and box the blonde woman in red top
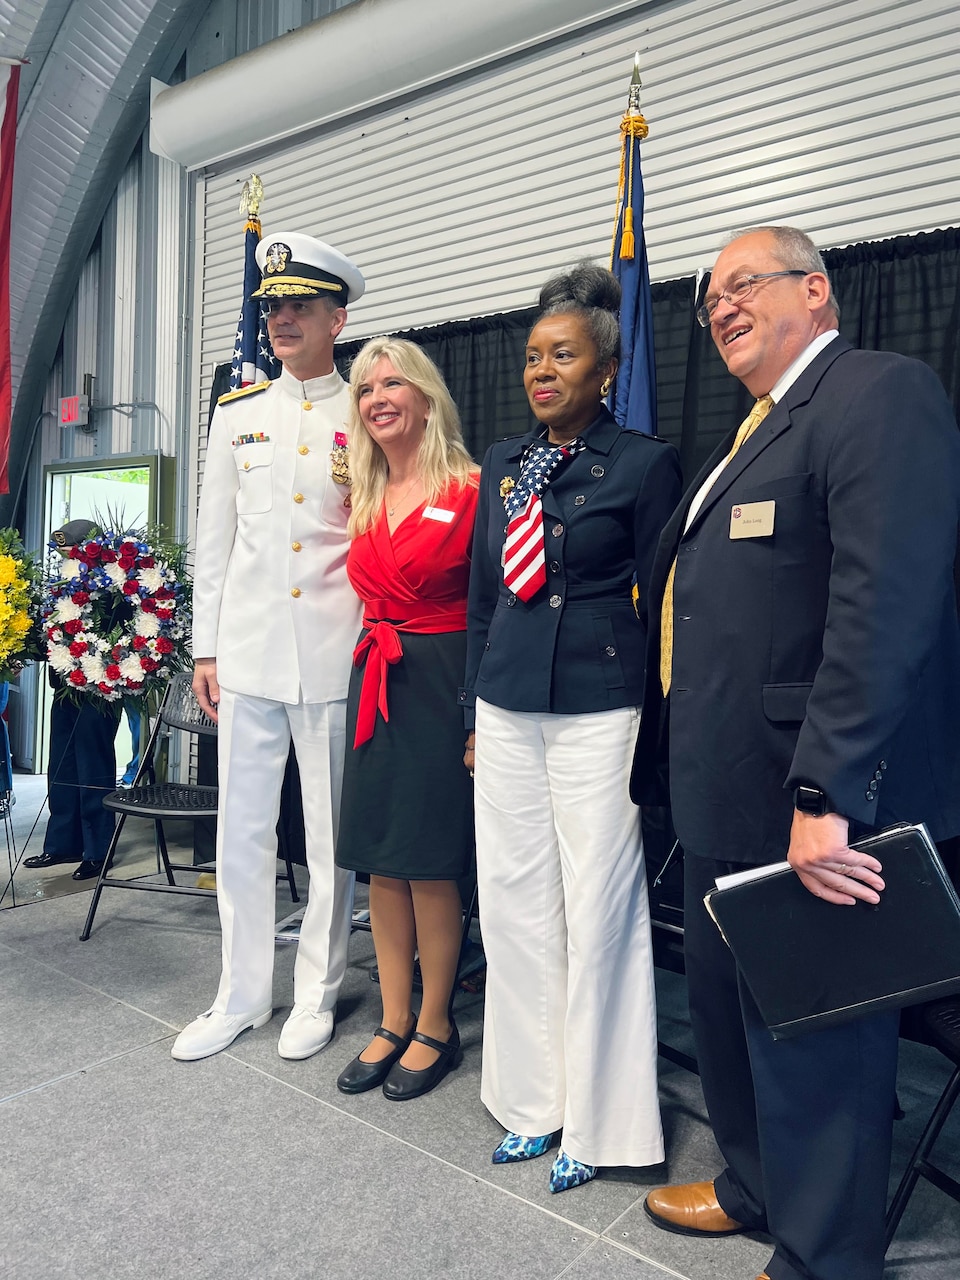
[335,338,478,1101]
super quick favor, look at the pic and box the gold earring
[600,377,612,398]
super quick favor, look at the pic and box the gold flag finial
[239,173,264,219]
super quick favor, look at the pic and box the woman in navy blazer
[462,265,681,1192]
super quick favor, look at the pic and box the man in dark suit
[632,225,960,1280]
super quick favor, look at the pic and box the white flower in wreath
[53,599,82,622]
[65,560,85,579]
[134,610,160,638]
[120,654,145,682]
[104,562,127,585]
[137,567,167,593]
[80,652,107,683]
[49,643,74,674]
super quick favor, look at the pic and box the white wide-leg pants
[211,688,354,1017]
[474,698,664,1168]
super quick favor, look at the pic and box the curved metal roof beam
[5,0,203,522]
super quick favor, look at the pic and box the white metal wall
[190,0,959,543]
[195,0,959,378]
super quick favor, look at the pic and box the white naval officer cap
[251,231,365,305]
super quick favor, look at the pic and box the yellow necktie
[659,395,774,696]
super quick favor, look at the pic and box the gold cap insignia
[264,242,291,275]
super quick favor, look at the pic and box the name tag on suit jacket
[730,499,776,539]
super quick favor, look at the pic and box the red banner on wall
[0,64,21,496]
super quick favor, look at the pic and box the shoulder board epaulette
[218,381,271,406]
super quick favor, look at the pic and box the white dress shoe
[278,1006,335,1059]
[171,1008,272,1061]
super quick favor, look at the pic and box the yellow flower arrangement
[0,533,42,681]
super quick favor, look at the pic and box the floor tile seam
[596,1234,696,1278]
[598,1186,703,1276]
[217,1056,623,1236]
[0,942,185,1030]
[552,1234,694,1280]
[0,1033,176,1106]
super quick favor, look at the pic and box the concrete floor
[0,776,958,1278]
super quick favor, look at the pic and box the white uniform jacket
[193,366,362,704]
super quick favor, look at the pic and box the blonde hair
[346,337,477,535]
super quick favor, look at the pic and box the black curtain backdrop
[205,228,960,889]
[213,227,960,484]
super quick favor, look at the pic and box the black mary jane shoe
[382,1024,463,1102]
[72,859,104,881]
[336,1022,415,1094]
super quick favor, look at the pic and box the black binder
[704,823,960,1039]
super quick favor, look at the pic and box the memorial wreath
[42,526,192,704]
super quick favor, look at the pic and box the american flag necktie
[503,437,585,601]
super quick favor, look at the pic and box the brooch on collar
[330,432,350,487]
[499,476,515,501]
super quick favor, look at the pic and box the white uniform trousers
[474,699,664,1168]
[211,688,354,1016]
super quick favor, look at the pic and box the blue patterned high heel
[491,1131,556,1163]
[549,1149,598,1193]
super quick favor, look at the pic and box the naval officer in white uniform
[173,232,365,1062]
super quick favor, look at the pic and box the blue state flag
[609,61,656,435]
[230,215,278,390]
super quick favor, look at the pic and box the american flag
[229,216,278,390]
[503,439,584,601]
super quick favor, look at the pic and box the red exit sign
[59,395,90,427]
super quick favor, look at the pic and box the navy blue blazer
[462,407,681,724]
[631,336,960,862]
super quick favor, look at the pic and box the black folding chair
[886,996,960,1248]
[79,672,299,940]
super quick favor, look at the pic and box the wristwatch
[794,784,831,817]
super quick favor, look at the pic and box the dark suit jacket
[631,336,960,862]
[462,407,681,724]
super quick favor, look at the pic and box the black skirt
[336,629,474,880]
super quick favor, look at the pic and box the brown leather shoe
[757,1273,772,1279]
[643,1180,746,1236]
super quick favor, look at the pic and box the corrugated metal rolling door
[193,0,959,504]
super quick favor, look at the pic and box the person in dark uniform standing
[24,519,121,881]
[463,264,681,1192]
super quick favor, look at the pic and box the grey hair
[727,225,840,318]
[536,263,622,365]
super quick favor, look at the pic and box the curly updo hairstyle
[535,263,622,367]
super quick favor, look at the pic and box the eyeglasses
[696,271,808,328]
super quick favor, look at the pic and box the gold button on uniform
[293,493,304,504]
[298,445,309,455]
[292,541,302,552]
[243,461,250,470]
[302,401,313,411]
[291,587,301,598]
